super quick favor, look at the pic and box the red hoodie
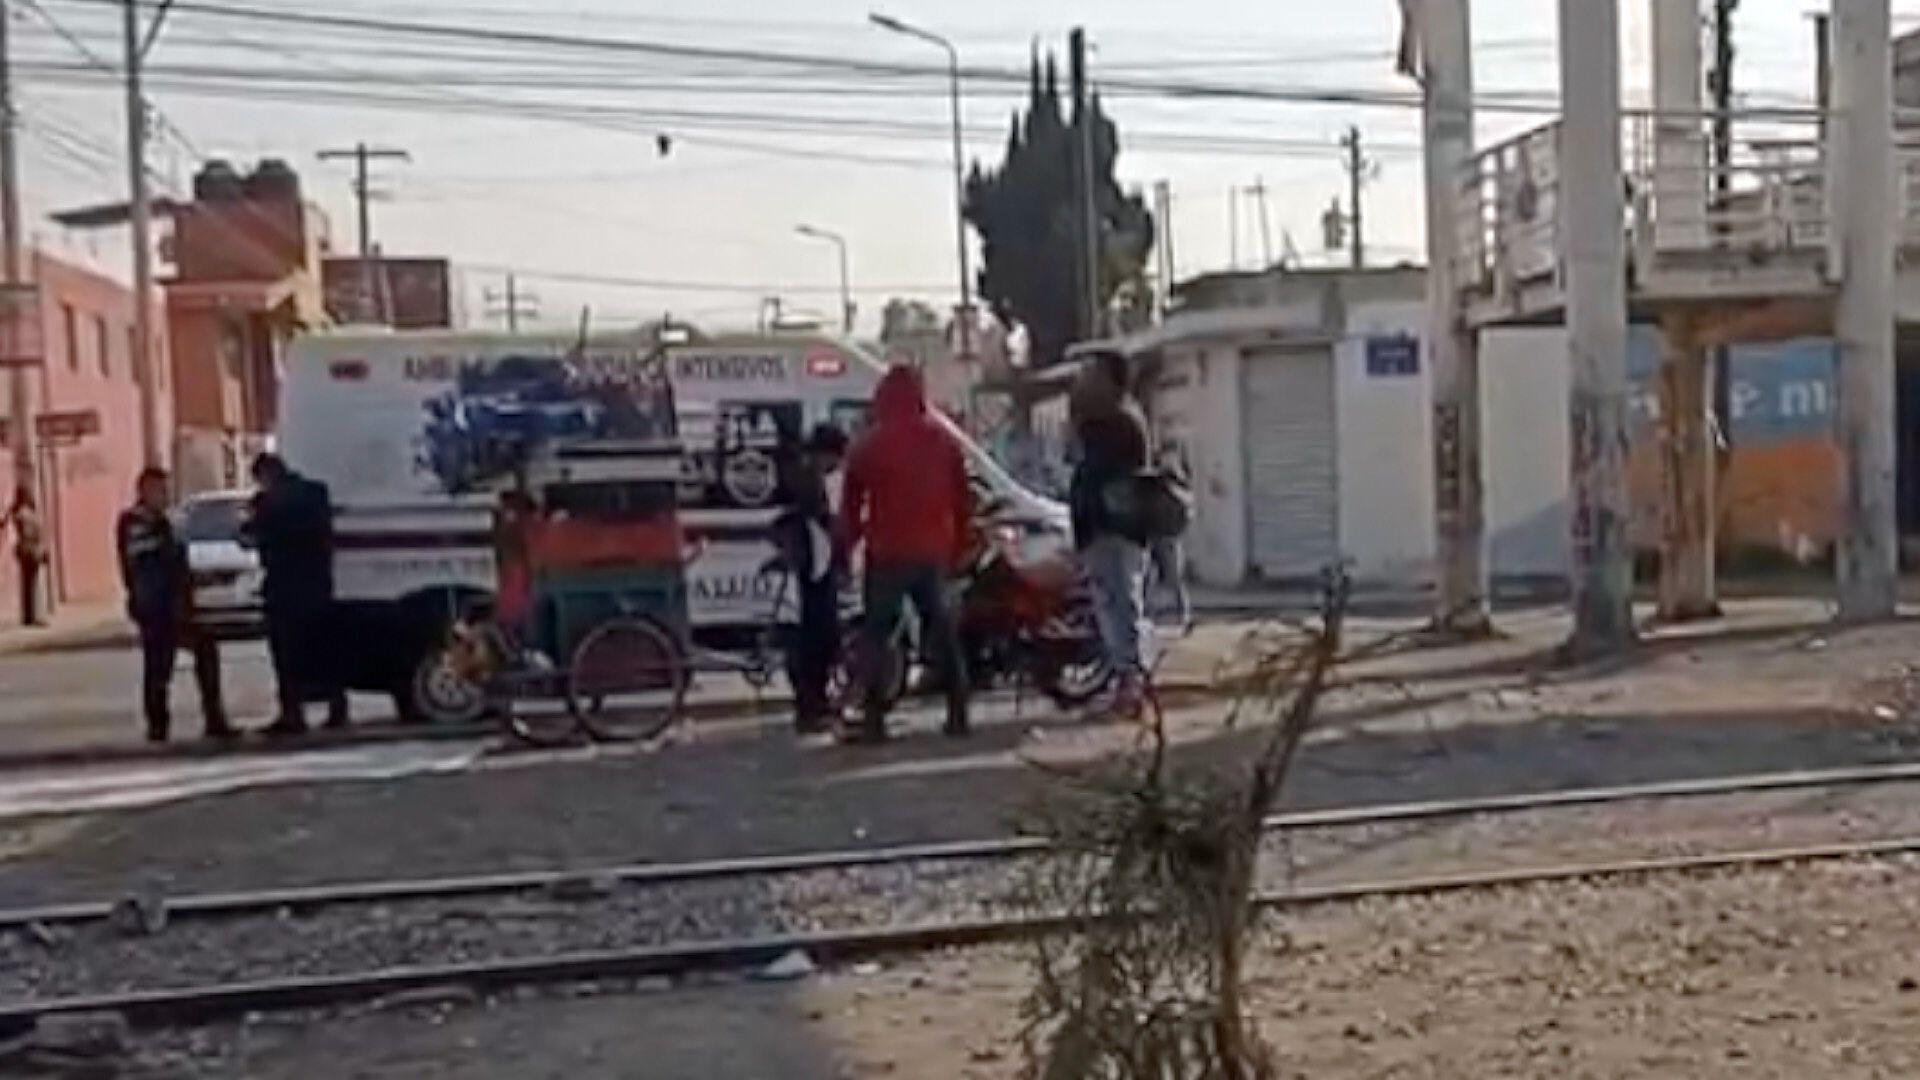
[840,366,972,569]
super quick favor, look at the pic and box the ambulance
[277,329,1068,722]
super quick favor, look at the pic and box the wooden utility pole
[1831,0,1897,622]
[485,273,538,332]
[122,0,165,467]
[1,0,30,502]
[318,142,411,324]
[1560,0,1634,655]
[1415,0,1490,636]
[1340,126,1371,270]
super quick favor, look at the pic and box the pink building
[0,250,165,614]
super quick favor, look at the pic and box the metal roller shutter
[1242,345,1338,579]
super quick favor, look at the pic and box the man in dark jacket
[118,468,231,743]
[838,366,972,742]
[1070,351,1152,721]
[776,424,850,735]
[248,454,345,735]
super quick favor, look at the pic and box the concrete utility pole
[1340,126,1372,270]
[1560,0,1635,655]
[122,0,164,467]
[1,0,31,501]
[1152,179,1173,314]
[1831,0,1897,621]
[1415,0,1490,636]
[1070,28,1101,338]
[1227,185,1239,270]
[1653,0,1718,621]
[318,142,410,324]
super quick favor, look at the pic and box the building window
[95,315,110,378]
[61,303,77,371]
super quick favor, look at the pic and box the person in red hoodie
[838,365,973,742]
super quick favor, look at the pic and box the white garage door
[1242,345,1339,579]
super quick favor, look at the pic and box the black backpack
[1101,468,1192,542]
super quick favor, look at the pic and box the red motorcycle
[955,527,1114,709]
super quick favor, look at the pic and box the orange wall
[1627,437,1840,559]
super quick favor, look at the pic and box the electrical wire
[37,0,1577,116]
[462,262,951,297]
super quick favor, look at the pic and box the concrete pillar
[1421,0,1491,636]
[1652,0,1708,251]
[1831,0,1898,622]
[1560,0,1636,654]
[1656,311,1719,619]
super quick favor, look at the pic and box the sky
[9,0,1912,336]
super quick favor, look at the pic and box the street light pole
[869,13,973,361]
[796,224,853,335]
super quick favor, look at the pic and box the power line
[17,0,203,162]
[18,63,1432,162]
[465,263,951,296]
[38,0,1577,116]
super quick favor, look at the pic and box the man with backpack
[1069,352,1155,722]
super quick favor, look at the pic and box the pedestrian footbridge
[1454,114,1920,337]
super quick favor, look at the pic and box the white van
[278,329,1068,720]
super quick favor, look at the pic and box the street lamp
[869,12,973,361]
[795,224,854,335]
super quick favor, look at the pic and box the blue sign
[1366,334,1421,377]
[1625,328,1833,445]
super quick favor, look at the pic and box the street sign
[35,409,100,445]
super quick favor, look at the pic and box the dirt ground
[142,855,1920,1079]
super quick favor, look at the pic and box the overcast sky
[11,0,1906,335]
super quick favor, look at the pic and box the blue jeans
[1082,535,1149,674]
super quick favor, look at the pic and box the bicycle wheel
[566,616,688,742]
[830,621,909,715]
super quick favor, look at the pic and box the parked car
[177,490,263,638]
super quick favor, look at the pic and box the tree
[965,53,1154,370]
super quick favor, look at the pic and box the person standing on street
[9,486,46,627]
[248,454,346,735]
[776,424,850,735]
[118,468,231,743]
[1070,352,1153,721]
[838,366,972,743]
[1147,446,1193,633]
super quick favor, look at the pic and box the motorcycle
[954,524,1114,710]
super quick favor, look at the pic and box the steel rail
[6,831,1920,1037]
[9,759,1920,932]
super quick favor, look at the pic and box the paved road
[0,638,292,758]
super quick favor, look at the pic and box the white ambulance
[277,329,1067,721]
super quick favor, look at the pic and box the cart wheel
[567,616,687,742]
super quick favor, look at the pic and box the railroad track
[6,832,1920,1037]
[10,758,1920,932]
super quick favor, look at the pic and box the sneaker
[262,717,309,738]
